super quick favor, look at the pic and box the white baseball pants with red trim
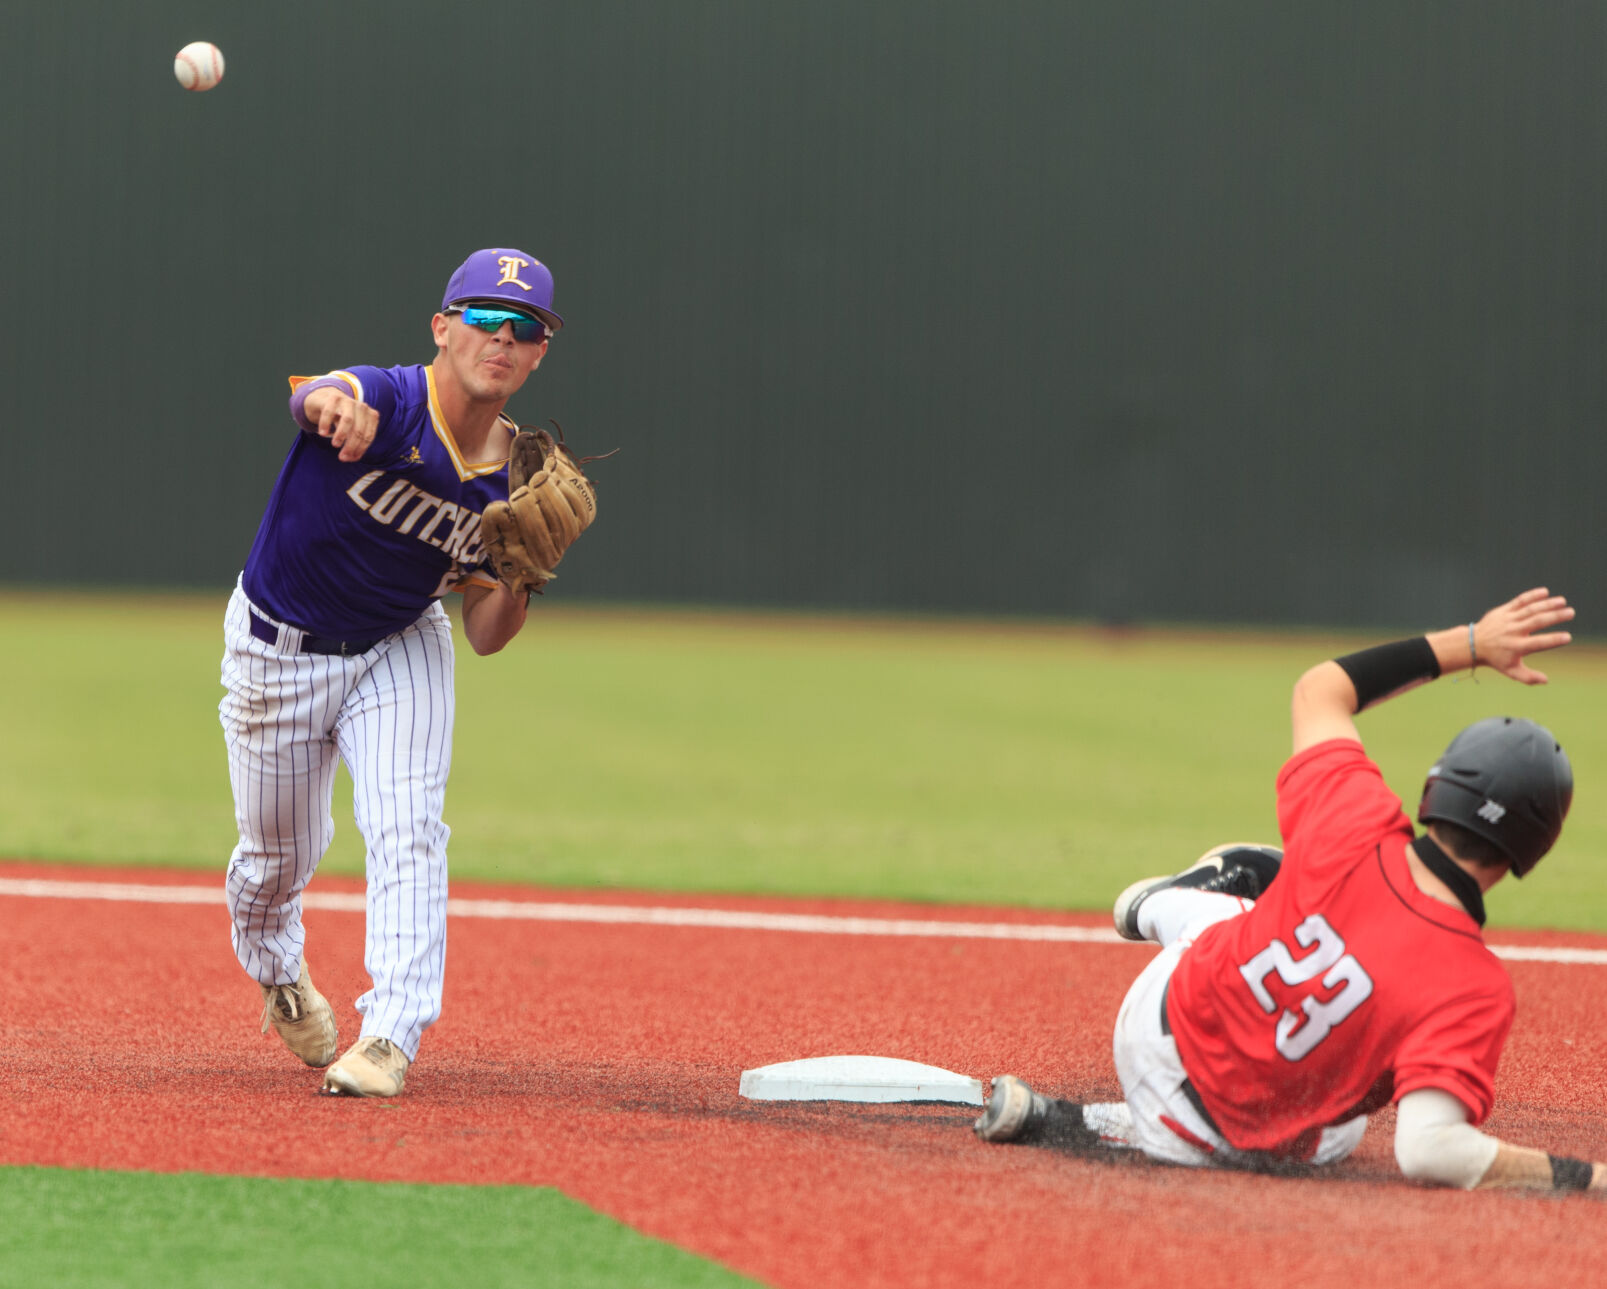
[1106,888,1367,1168]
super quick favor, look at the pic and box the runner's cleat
[1113,843,1284,942]
[974,1075,1091,1145]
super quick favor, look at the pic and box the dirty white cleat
[1112,842,1284,942]
[321,1036,410,1098]
[974,1075,1092,1145]
[974,1075,1043,1142]
[259,959,338,1068]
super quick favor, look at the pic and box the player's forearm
[1477,1141,1606,1192]
[1396,1091,1604,1192]
[461,583,528,655]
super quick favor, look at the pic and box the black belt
[249,609,388,657]
[1159,979,1223,1136]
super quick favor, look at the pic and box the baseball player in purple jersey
[221,248,562,1096]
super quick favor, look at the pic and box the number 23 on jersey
[1238,914,1375,1061]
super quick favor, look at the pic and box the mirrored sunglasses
[448,306,550,343]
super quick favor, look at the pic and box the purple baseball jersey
[243,364,508,638]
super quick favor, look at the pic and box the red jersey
[1166,739,1514,1154]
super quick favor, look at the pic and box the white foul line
[2,876,1604,963]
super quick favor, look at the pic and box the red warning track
[2,860,1605,1287]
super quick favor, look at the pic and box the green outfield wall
[6,2,1605,627]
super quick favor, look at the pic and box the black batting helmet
[1417,716,1572,878]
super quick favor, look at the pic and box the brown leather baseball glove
[480,424,604,596]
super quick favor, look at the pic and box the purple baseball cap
[441,247,564,333]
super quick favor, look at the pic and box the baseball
[174,42,225,92]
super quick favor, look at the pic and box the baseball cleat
[974,1075,1091,1145]
[259,959,338,1068]
[321,1036,410,1098]
[1112,842,1284,942]
[975,1075,1043,1142]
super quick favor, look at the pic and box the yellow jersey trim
[425,368,512,481]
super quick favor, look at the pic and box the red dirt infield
[2,860,1604,1287]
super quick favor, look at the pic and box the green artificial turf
[0,1166,755,1288]
[3,589,1605,930]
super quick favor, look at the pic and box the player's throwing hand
[311,389,380,462]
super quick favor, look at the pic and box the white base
[739,1055,985,1105]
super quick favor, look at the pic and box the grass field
[4,589,1606,929]
[0,1168,754,1288]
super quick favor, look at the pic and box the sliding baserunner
[977,588,1606,1194]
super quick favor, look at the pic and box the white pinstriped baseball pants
[220,582,454,1061]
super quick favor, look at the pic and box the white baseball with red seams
[174,41,225,92]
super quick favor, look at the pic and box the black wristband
[1333,637,1441,711]
[1549,1154,1594,1191]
